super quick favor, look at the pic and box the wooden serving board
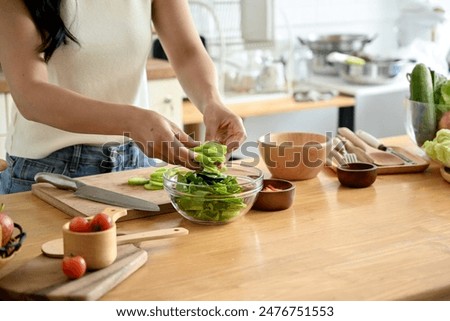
[0,244,147,300]
[31,167,175,221]
[327,145,430,174]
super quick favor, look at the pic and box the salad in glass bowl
[163,163,263,225]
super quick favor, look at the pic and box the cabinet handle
[163,96,173,104]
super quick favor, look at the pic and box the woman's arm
[0,0,197,166]
[152,0,246,151]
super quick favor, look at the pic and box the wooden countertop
[0,58,175,93]
[1,136,449,301]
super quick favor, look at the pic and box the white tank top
[6,0,153,158]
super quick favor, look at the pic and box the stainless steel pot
[335,58,407,85]
[298,34,376,75]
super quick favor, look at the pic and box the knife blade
[34,172,160,211]
[355,130,416,164]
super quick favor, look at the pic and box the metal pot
[298,34,376,75]
[335,58,407,85]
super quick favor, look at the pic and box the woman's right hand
[130,109,201,169]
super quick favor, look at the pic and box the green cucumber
[128,177,150,186]
[408,63,437,145]
[409,63,434,104]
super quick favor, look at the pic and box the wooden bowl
[252,179,296,211]
[258,132,331,180]
[337,162,377,188]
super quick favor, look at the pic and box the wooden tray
[327,145,430,175]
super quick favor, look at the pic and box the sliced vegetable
[128,177,150,186]
[191,141,227,175]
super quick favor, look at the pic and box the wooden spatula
[338,127,404,166]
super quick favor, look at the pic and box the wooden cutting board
[31,167,175,221]
[0,244,147,300]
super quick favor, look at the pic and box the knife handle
[355,130,387,151]
[34,172,80,191]
[337,127,368,152]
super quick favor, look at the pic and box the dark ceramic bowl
[252,179,296,211]
[337,162,377,188]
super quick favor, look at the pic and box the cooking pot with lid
[298,34,376,75]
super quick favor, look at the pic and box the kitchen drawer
[147,78,184,127]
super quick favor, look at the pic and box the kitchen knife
[34,172,160,211]
[355,130,416,164]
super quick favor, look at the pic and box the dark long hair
[23,0,79,62]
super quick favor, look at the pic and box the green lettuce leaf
[422,129,450,166]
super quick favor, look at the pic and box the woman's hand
[202,103,247,154]
[131,109,201,169]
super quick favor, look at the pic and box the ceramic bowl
[337,162,377,188]
[258,132,331,180]
[252,179,296,211]
[163,163,263,225]
[0,223,27,270]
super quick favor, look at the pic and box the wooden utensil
[42,227,189,259]
[337,127,404,166]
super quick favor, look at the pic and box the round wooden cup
[62,222,117,270]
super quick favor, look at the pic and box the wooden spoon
[337,127,404,166]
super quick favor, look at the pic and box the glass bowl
[163,163,263,225]
[405,99,449,147]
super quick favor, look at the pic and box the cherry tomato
[89,213,113,232]
[68,217,91,233]
[62,255,87,279]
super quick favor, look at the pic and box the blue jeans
[0,142,159,194]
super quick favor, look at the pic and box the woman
[0,0,246,193]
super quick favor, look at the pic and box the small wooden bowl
[252,179,296,211]
[337,162,378,188]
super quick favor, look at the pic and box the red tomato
[68,217,91,233]
[62,255,87,279]
[89,213,113,232]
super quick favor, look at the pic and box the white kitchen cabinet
[147,78,184,128]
